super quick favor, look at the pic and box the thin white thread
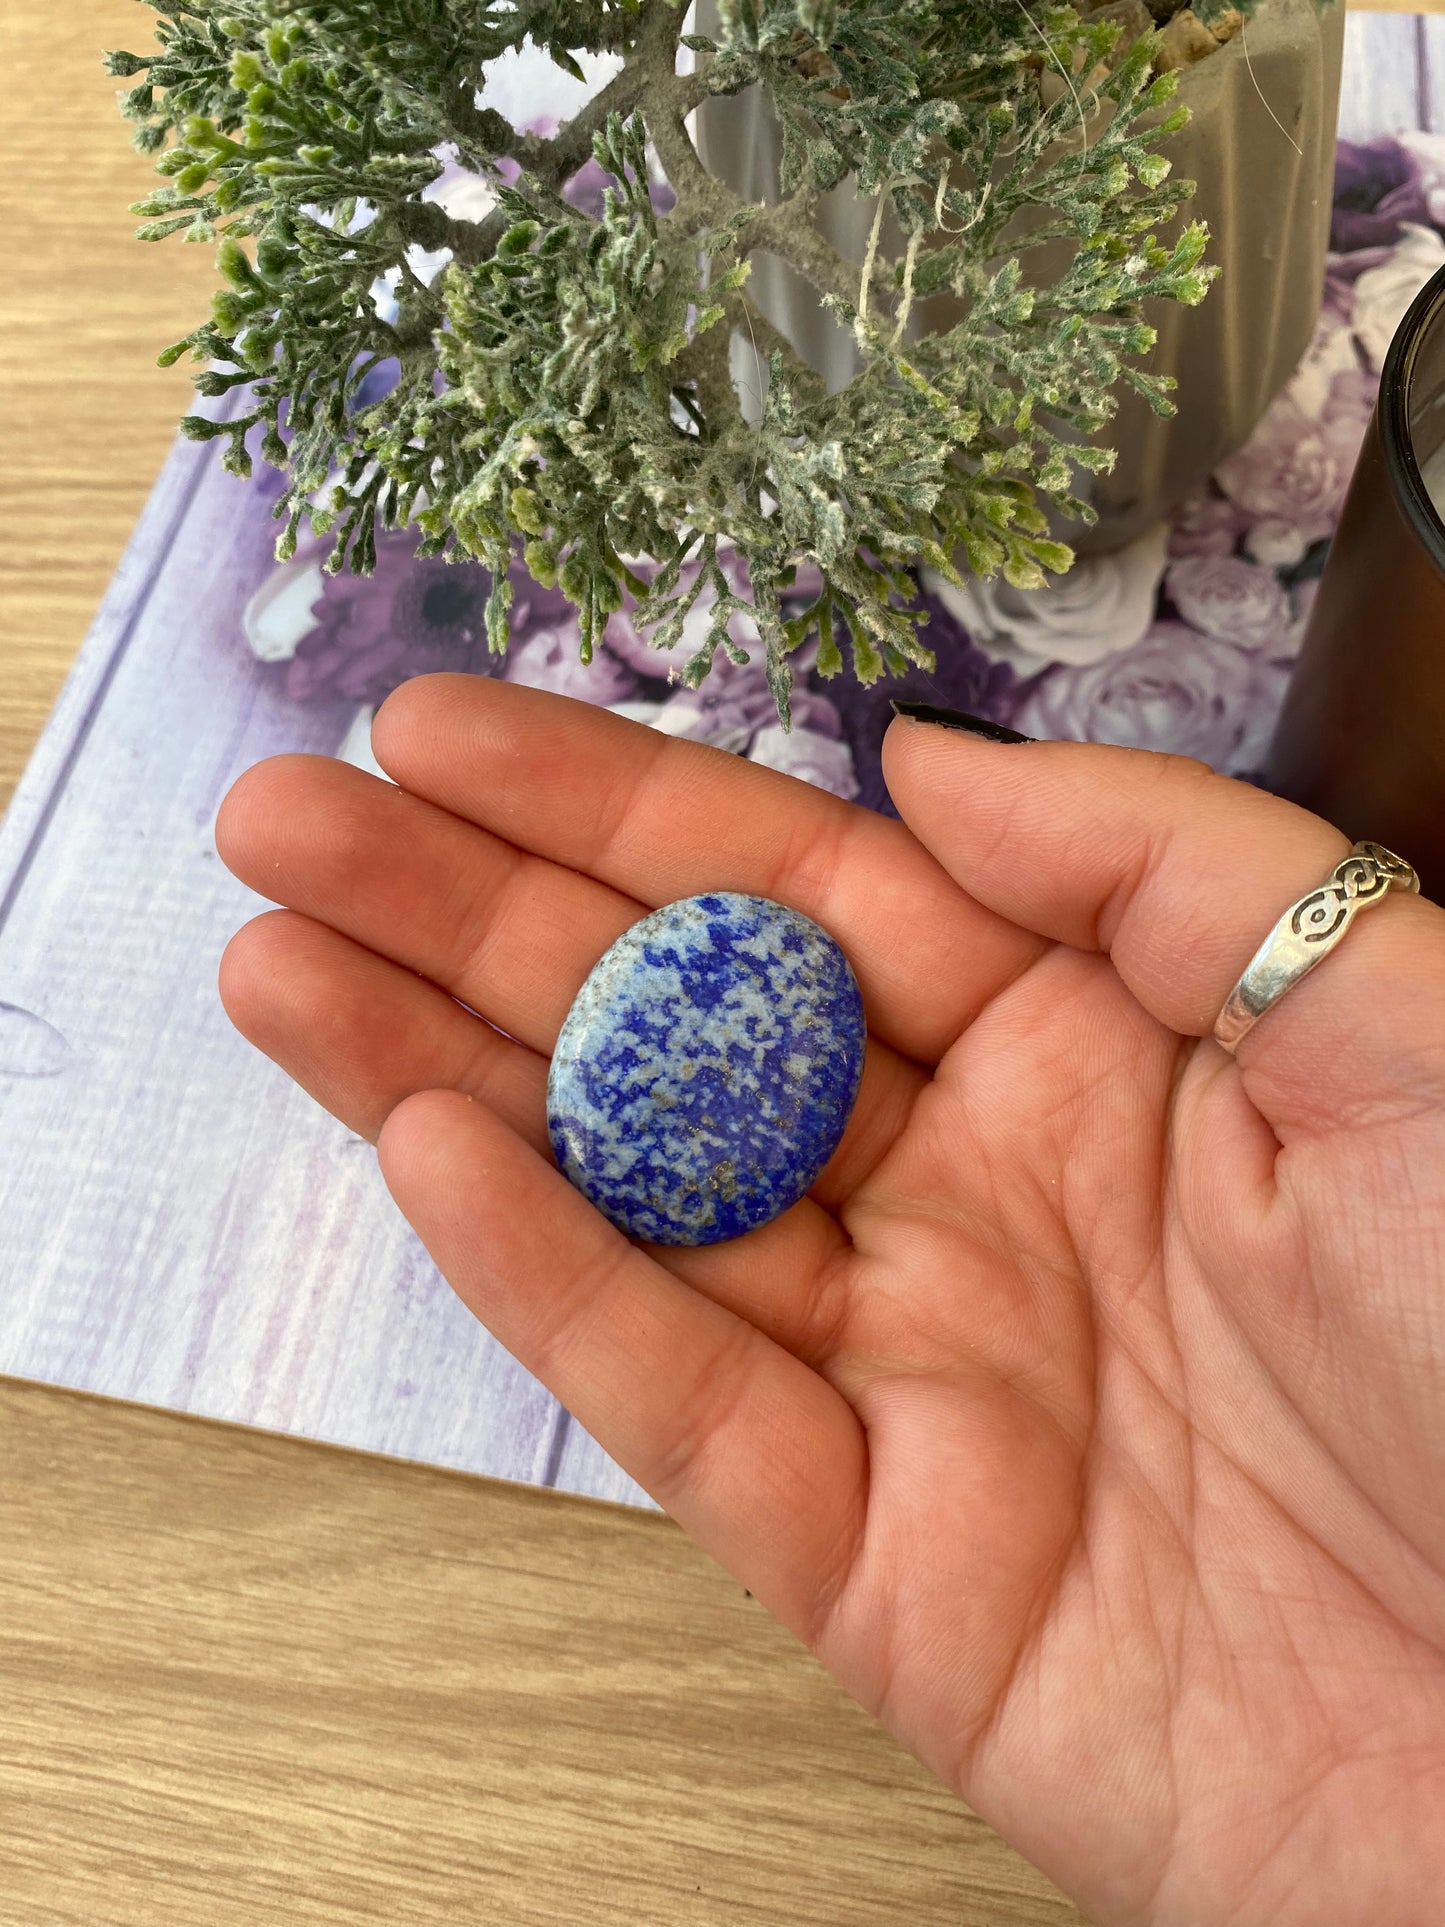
[740,290,768,500]
[858,177,893,322]
[1016,0,1090,167]
[1240,22,1304,159]
[892,223,925,345]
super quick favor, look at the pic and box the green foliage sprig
[108,0,1293,722]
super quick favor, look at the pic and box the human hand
[215,676,1445,1927]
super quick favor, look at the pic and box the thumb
[881,717,1445,1135]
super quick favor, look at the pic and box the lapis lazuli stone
[547,892,866,1247]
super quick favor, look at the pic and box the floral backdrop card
[0,18,1441,1508]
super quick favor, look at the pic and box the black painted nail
[889,700,1036,744]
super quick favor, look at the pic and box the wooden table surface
[0,5,1427,1924]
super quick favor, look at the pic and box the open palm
[216,676,1445,1926]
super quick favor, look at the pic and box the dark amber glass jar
[1266,264,1445,902]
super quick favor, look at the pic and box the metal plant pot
[694,0,1345,555]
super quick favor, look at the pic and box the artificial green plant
[107,0,1293,723]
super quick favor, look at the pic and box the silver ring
[1213,841,1420,1054]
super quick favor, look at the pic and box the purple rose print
[242,552,326,662]
[920,525,1167,671]
[1165,554,1292,650]
[610,667,849,793]
[642,660,844,751]
[597,540,854,788]
[505,623,639,705]
[1291,574,1322,640]
[1332,138,1432,253]
[269,538,509,704]
[1352,223,1445,371]
[1167,485,1249,560]
[605,541,762,678]
[1400,130,1445,230]
[624,685,756,752]
[242,532,584,706]
[604,542,825,681]
[1214,414,1351,567]
[612,557,1018,818]
[687,680,765,749]
[1010,622,1292,775]
[747,724,858,799]
[1321,361,1378,448]
[817,582,1019,816]
[1320,246,1399,365]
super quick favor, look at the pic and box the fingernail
[888,700,1036,744]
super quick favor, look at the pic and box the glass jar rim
[1382,258,1445,575]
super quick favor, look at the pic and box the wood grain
[0,4,220,822]
[0,1376,1086,1927]
[1338,7,1445,133]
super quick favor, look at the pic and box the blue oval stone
[547,892,866,1247]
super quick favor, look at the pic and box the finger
[377,1087,869,1646]
[217,905,861,1364]
[217,907,551,1155]
[881,723,1445,1132]
[216,753,630,1060]
[368,674,1046,1064]
[215,752,927,1211]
